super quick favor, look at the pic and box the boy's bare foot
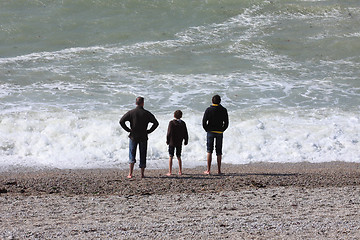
[178,171,182,175]
[127,175,133,179]
[204,171,210,175]
[166,172,172,176]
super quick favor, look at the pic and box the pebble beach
[1,162,360,239]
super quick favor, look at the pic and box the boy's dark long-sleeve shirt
[119,106,159,142]
[202,104,229,133]
[166,119,188,146]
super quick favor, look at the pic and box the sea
[1,0,359,171]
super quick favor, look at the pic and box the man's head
[174,110,183,119]
[212,95,221,104]
[136,97,144,106]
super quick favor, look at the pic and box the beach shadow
[150,172,298,180]
[148,173,223,180]
[224,172,299,177]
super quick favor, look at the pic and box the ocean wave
[0,109,359,170]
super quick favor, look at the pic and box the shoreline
[1,161,359,196]
[1,161,360,239]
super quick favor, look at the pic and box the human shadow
[150,172,298,180]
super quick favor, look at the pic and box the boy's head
[212,95,221,104]
[174,110,182,119]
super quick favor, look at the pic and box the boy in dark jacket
[166,110,188,176]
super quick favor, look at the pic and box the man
[120,97,159,178]
[202,95,229,175]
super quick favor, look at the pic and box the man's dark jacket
[120,106,159,142]
[166,119,189,147]
[202,104,229,133]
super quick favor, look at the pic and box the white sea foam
[0,109,359,171]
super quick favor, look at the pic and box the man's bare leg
[141,167,145,178]
[167,156,173,176]
[128,163,135,178]
[217,155,222,175]
[177,157,182,175]
[204,152,212,175]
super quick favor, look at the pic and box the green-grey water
[1,0,359,170]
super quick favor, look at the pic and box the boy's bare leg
[204,152,212,174]
[128,163,135,178]
[217,155,222,175]
[167,156,173,176]
[177,157,182,175]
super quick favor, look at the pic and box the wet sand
[1,162,360,239]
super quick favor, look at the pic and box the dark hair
[174,110,183,119]
[136,97,144,105]
[212,95,221,104]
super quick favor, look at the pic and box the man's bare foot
[178,171,182,175]
[127,175,133,179]
[204,171,210,175]
[166,172,172,176]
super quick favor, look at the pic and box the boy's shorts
[168,145,182,157]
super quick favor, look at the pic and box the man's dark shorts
[207,132,223,156]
